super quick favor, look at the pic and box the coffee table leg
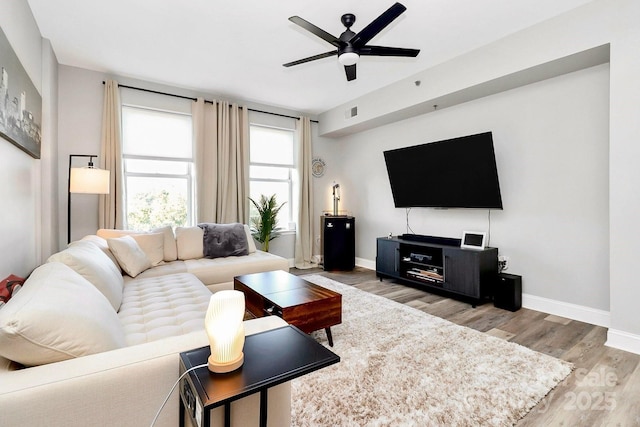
[325,327,334,347]
[259,389,268,427]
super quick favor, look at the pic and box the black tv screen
[383,132,503,209]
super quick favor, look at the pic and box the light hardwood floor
[290,266,640,426]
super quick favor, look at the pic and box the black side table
[179,325,339,427]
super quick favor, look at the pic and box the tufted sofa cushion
[118,273,211,346]
[184,250,290,289]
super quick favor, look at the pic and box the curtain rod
[102,81,318,123]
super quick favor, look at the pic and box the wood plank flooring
[290,266,640,426]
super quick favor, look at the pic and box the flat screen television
[383,132,503,209]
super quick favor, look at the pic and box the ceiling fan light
[338,52,359,66]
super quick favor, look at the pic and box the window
[249,124,295,229]
[121,105,194,230]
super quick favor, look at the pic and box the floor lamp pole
[67,154,99,244]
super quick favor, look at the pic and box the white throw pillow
[98,227,178,263]
[131,233,164,266]
[0,262,126,366]
[175,226,204,260]
[151,226,178,261]
[243,224,257,253]
[107,235,152,277]
[48,240,124,310]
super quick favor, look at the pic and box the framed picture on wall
[0,26,42,159]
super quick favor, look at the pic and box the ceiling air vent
[345,106,358,119]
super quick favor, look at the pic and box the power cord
[150,363,208,427]
[405,208,415,234]
[487,209,492,246]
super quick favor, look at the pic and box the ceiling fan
[283,2,420,81]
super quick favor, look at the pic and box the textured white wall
[57,66,105,246]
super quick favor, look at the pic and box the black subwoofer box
[494,273,522,311]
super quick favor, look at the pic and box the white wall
[315,63,610,310]
[57,66,105,246]
[0,0,58,277]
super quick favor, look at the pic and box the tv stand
[376,235,498,306]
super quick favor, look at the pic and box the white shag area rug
[291,275,573,427]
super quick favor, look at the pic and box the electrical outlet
[498,255,509,271]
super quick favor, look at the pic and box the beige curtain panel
[98,79,124,230]
[295,116,316,269]
[193,98,249,224]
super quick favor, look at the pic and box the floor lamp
[68,154,110,243]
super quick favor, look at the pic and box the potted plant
[249,194,286,252]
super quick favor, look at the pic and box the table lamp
[205,290,245,373]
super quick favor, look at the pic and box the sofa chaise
[0,224,291,426]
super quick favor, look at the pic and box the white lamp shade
[338,52,359,66]
[205,290,245,373]
[70,167,110,194]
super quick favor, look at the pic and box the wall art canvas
[0,26,42,159]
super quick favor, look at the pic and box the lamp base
[208,352,244,373]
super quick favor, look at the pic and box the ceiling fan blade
[349,2,407,47]
[289,16,341,47]
[360,45,420,57]
[283,51,337,67]
[344,64,357,81]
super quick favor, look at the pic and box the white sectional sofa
[0,224,290,427]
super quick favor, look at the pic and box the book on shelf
[406,267,443,282]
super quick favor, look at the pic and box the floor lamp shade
[67,154,110,243]
[70,167,110,194]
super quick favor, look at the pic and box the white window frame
[249,122,297,230]
[121,102,195,229]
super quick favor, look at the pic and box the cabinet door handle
[395,247,399,272]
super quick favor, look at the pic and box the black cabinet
[376,236,498,305]
[321,216,355,271]
[376,238,400,278]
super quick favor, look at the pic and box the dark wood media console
[376,236,498,306]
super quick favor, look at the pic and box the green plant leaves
[249,194,286,252]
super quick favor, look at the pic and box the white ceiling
[27,0,596,115]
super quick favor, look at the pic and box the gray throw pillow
[198,223,249,259]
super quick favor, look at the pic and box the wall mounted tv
[383,132,503,209]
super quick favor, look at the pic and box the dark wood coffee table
[234,270,342,346]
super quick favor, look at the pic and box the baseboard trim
[356,257,375,270]
[606,329,640,355]
[522,293,610,328]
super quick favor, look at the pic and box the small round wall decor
[312,157,326,177]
